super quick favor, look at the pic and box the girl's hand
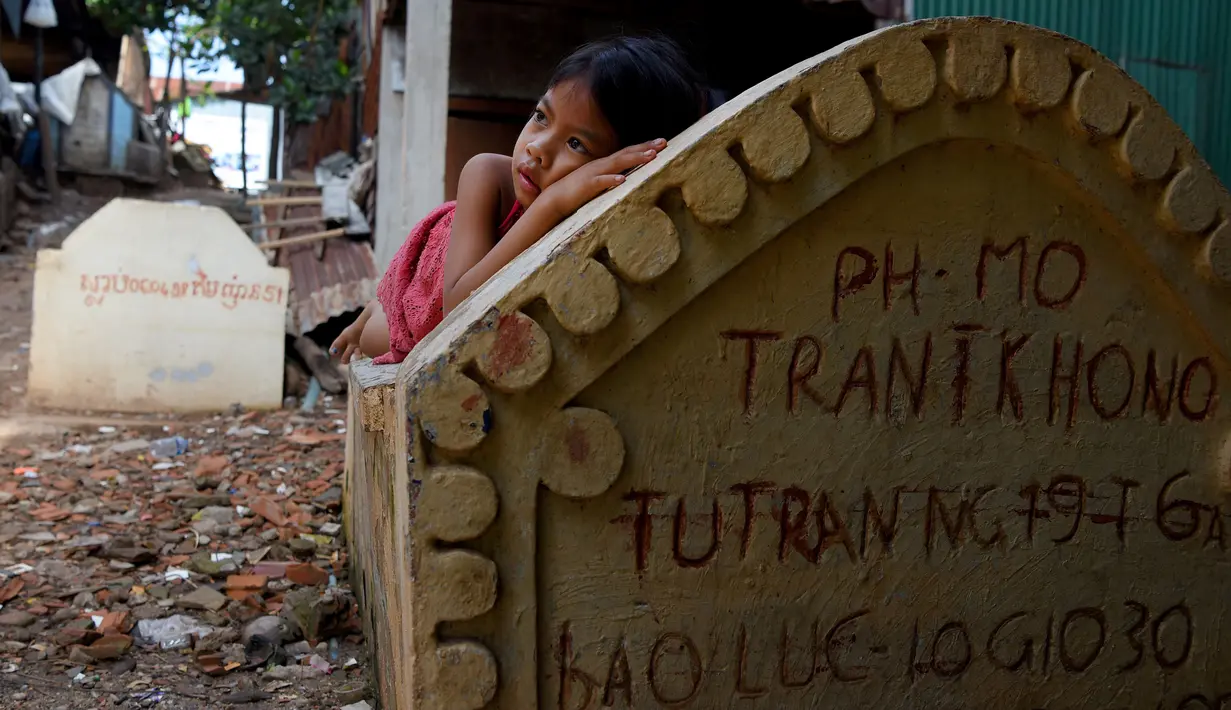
[330,300,375,364]
[540,138,666,220]
[330,321,363,364]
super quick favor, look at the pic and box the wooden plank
[350,359,398,389]
[292,335,346,393]
[257,179,320,189]
[56,161,160,186]
[242,216,326,232]
[246,196,323,207]
[257,227,347,251]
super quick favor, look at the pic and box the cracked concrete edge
[387,17,1231,710]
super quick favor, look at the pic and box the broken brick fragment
[225,574,268,590]
[251,561,291,579]
[85,633,133,660]
[97,610,130,635]
[286,563,329,587]
[249,496,287,527]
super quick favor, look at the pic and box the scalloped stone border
[365,17,1231,710]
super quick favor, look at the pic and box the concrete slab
[28,198,289,412]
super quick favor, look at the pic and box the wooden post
[241,98,248,195]
[373,26,407,271]
[159,39,175,175]
[399,0,451,262]
[36,113,58,203]
[33,27,59,204]
[268,106,281,182]
[178,48,187,134]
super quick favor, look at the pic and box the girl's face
[512,78,618,206]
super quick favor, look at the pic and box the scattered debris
[0,407,367,704]
[222,688,273,704]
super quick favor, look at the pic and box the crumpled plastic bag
[134,614,216,650]
[0,63,20,115]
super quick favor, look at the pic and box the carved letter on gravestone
[345,17,1231,710]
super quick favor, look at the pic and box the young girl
[332,35,708,364]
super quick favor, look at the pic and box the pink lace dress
[372,200,524,364]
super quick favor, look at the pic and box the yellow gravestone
[345,17,1231,710]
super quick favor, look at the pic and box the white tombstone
[28,199,290,412]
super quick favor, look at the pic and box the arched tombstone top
[381,17,1231,710]
[61,199,276,270]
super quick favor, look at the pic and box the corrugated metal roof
[282,238,378,336]
[914,0,1231,183]
[265,195,378,336]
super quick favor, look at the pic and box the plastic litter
[242,615,293,667]
[130,688,166,705]
[226,425,270,437]
[134,614,216,650]
[149,436,190,458]
[23,0,57,29]
[1,563,33,577]
[300,377,322,411]
[308,654,333,675]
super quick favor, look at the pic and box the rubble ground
[0,406,370,710]
[0,232,372,709]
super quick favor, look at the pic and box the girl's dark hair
[548,35,708,148]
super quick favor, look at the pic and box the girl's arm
[443,154,510,313]
[444,199,567,313]
[443,140,666,314]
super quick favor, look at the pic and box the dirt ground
[0,224,373,709]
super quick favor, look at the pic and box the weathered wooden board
[342,360,400,705]
[347,17,1231,710]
